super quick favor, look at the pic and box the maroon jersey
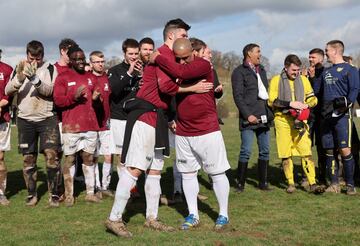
[53,70,99,133]
[54,62,71,75]
[0,62,13,123]
[154,56,219,136]
[94,73,111,131]
[137,44,179,127]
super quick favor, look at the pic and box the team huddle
[0,17,359,238]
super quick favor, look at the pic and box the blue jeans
[239,127,270,163]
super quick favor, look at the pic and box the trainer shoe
[286,184,296,194]
[346,185,357,196]
[48,195,60,208]
[214,215,229,231]
[325,183,340,193]
[95,191,103,200]
[144,216,175,232]
[105,219,132,238]
[102,189,115,198]
[85,193,102,203]
[309,184,325,194]
[64,196,75,207]
[181,214,200,230]
[26,195,38,206]
[0,194,10,206]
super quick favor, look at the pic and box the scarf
[246,61,268,100]
[278,69,304,102]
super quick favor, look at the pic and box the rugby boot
[105,219,132,238]
[144,216,175,232]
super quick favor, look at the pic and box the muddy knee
[44,149,59,169]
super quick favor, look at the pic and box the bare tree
[105,56,121,70]
[221,51,241,72]
[211,50,223,69]
[260,55,271,73]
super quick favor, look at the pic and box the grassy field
[1,119,360,246]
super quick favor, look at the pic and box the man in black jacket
[108,39,142,176]
[231,43,273,192]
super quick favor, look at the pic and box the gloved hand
[16,60,27,82]
[23,61,38,80]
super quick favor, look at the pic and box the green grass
[1,119,360,245]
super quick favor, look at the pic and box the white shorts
[109,119,126,154]
[63,131,98,155]
[125,121,164,171]
[175,131,230,175]
[0,122,10,151]
[94,130,111,157]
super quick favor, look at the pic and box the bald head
[173,38,192,56]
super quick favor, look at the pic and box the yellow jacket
[268,74,317,118]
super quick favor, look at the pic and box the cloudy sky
[1,0,359,72]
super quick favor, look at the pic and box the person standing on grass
[320,40,359,195]
[150,37,231,231]
[0,49,13,206]
[89,51,114,198]
[104,18,214,238]
[5,40,61,207]
[107,39,143,198]
[231,43,273,193]
[54,46,101,206]
[268,54,320,194]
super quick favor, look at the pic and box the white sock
[173,161,182,194]
[145,174,161,219]
[109,169,137,221]
[94,163,101,190]
[211,173,230,219]
[102,162,112,190]
[69,165,75,178]
[182,172,199,219]
[82,164,95,194]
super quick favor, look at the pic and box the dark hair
[189,37,206,52]
[67,45,83,57]
[59,38,77,52]
[242,43,259,60]
[343,55,353,63]
[26,40,44,57]
[163,18,191,41]
[284,54,302,67]
[309,48,324,57]
[327,40,345,53]
[122,38,139,53]
[139,37,154,48]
